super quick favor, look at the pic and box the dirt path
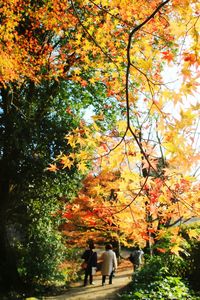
[43,260,133,300]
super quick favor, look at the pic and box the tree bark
[0,179,23,291]
[0,88,24,292]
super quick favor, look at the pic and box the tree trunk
[0,88,24,292]
[145,201,153,256]
[0,179,23,292]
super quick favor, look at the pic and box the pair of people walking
[81,240,117,286]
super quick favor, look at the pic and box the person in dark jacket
[81,240,97,286]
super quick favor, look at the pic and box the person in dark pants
[81,240,97,286]
[101,244,117,286]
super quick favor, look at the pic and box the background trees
[0,80,79,289]
[0,75,109,290]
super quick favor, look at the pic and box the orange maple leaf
[156,247,167,253]
[81,80,88,87]
[162,51,174,62]
[46,164,58,172]
[184,53,196,64]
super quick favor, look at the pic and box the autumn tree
[60,156,199,254]
[56,0,200,254]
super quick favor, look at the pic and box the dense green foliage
[0,77,116,292]
[121,254,200,300]
[121,223,200,300]
[181,223,200,291]
[18,184,67,285]
[0,79,79,290]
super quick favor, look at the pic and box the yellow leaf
[92,122,100,132]
[116,120,127,133]
[187,229,199,239]
[60,155,74,169]
[118,180,128,192]
[92,184,103,196]
[46,164,58,172]
[89,77,96,84]
[76,136,87,148]
[77,161,88,173]
[76,150,90,160]
[66,135,77,148]
[163,142,177,153]
[170,245,184,256]
[92,114,104,121]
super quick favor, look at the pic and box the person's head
[105,243,113,251]
[87,239,95,250]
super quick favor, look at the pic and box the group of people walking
[81,240,117,286]
[81,240,143,287]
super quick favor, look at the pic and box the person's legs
[84,269,89,286]
[89,273,93,284]
[102,275,106,285]
[109,271,114,284]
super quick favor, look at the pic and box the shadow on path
[43,260,133,300]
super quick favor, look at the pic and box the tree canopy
[51,0,200,252]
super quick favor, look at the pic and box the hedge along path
[44,259,133,300]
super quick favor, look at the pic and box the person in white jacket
[101,243,118,286]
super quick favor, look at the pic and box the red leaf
[162,51,174,62]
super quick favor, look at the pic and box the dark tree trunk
[0,180,23,292]
[0,88,24,292]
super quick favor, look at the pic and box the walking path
[43,259,133,300]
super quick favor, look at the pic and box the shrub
[181,222,200,291]
[121,255,200,300]
[121,275,199,300]
[18,198,66,286]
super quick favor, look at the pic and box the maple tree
[60,163,199,254]
[55,0,200,253]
